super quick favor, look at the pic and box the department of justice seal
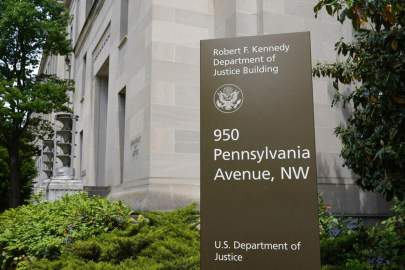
[214,84,244,113]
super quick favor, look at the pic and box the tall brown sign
[200,32,320,269]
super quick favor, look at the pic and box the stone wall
[70,0,390,217]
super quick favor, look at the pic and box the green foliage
[1,195,402,269]
[21,204,200,270]
[318,197,340,238]
[319,199,405,270]
[0,147,9,210]
[0,193,132,269]
[319,197,364,267]
[313,1,405,200]
[0,145,37,212]
[0,0,72,208]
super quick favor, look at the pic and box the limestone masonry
[35,0,389,220]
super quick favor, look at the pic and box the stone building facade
[38,0,390,218]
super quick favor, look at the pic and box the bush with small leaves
[0,193,132,269]
[21,205,200,270]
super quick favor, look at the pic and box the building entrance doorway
[94,59,109,186]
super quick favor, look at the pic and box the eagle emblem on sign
[214,84,244,113]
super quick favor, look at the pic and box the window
[94,59,109,186]
[118,88,126,184]
[81,54,87,100]
[120,0,129,40]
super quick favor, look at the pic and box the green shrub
[318,197,342,238]
[320,199,405,270]
[1,193,403,270]
[22,206,200,270]
[321,232,360,265]
[0,193,132,269]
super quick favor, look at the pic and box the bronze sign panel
[200,32,320,269]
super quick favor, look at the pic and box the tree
[313,0,405,201]
[0,141,37,212]
[0,146,8,210]
[0,0,72,208]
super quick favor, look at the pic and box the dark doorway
[94,59,109,186]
